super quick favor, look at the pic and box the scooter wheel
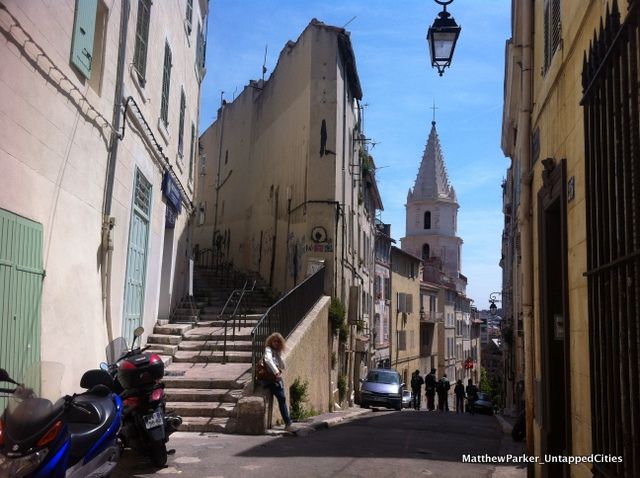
[149,440,168,467]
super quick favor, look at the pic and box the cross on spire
[430,100,438,124]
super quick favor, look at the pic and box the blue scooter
[0,362,122,477]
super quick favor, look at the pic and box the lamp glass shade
[431,30,457,61]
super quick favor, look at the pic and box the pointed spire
[410,121,457,202]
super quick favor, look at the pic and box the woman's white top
[264,345,285,376]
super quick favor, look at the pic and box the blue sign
[162,171,182,213]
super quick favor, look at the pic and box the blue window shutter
[71,0,98,78]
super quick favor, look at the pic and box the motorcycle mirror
[0,368,17,385]
[131,326,145,349]
[99,362,109,371]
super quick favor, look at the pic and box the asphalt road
[112,409,526,478]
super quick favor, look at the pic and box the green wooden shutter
[70,0,98,79]
[133,0,152,84]
[0,210,43,410]
[185,0,193,33]
[178,89,186,156]
[160,42,172,125]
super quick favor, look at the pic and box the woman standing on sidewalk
[262,332,294,431]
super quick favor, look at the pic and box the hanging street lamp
[488,292,502,316]
[426,0,462,76]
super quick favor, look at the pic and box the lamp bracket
[434,0,454,5]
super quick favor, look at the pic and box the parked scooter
[0,362,122,478]
[103,327,181,467]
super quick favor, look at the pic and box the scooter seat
[67,394,118,462]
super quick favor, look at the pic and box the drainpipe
[101,0,130,344]
[212,100,225,254]
[518,0,535,460]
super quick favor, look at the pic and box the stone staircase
[146,266,275,433]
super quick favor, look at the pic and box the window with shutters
[160,42,172,126]
[177,89,186,159]
[185,0,193,34]
[133,0,151,85]
[70,0,107,88]
[195,22,206,81]
[384,277,391,301]
[188,123,196,185]
[543,0,561,74]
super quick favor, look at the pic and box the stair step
[163,376,248,389]
[164,388,243,402]
[178,416,230,433]
[154,324,193,335]
[166,402,236,417]
[148,334,182,345]
[146,344,179,355]
[173,351,252,363]
[178,340,252,352]
[156,319,170,326]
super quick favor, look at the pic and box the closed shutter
[397,292,406,313]
[0,210,43,409]
[185,0,193,33]
[70,0,98,78]
[178,89,186,156]
[133,0,151,84]
[160,42,172,125]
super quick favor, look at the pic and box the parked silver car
[359,369,404,410]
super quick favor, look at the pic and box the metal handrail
[231,280,256,332]
[251,267,325,382]
[220,281,247,364]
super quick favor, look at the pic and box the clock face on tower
[311,226,327,243]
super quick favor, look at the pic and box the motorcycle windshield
[6,362,65,442]
[105,337,128,365]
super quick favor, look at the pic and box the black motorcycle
[103,327,181,466]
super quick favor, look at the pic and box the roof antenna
[342,16,356,28]
[261,44,268,83]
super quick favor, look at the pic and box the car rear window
[367,371,400,384]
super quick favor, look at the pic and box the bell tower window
[424,211,431,229]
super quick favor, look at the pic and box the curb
[266,408,371,436]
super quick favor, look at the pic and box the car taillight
[150,388,164,402]
[0,419,4,446]
[36,420,62,447]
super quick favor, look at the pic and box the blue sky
[200,0,511,308]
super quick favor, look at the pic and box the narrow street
[113,409,526,478]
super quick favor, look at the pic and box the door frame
[537,157,572,476]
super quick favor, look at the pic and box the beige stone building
[194,19,382,404]
[389,246,421,385]
[502,0,639,476]
[0,0,207,391]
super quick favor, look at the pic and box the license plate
[143,411,163,430]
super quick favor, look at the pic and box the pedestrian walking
[410,370,424,410]
[454,379,465,413]
[260,332,294,431]
[425,368,437,411]
[437,374,450,411]
[466,379,479,415]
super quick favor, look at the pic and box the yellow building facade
[502,0,639,476]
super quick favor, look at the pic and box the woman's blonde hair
[265,332,286,351]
